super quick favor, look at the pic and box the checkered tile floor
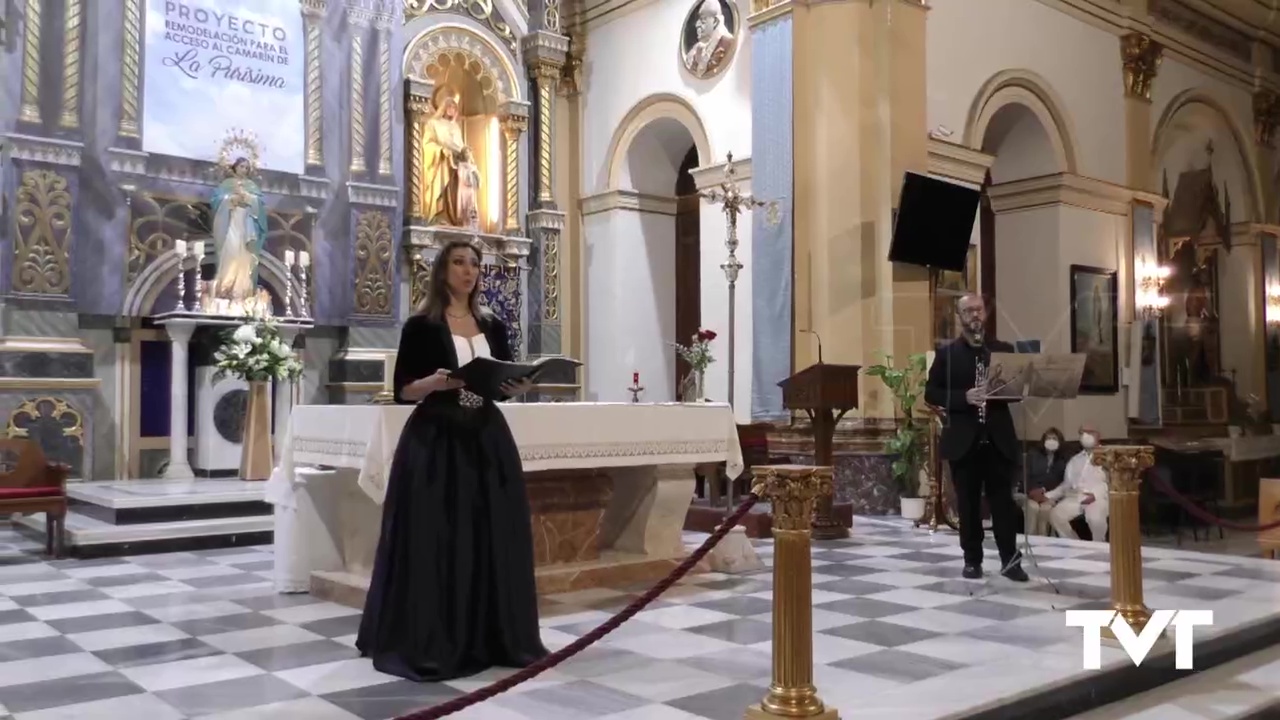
[3,518,1280,720]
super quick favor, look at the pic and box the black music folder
[449,356,582,400]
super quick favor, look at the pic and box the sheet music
[986,352,1088,400]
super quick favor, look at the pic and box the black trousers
[948,440,1020,568]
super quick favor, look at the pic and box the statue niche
[406,54,504,234]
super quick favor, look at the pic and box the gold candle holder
[746,465,839,720]
[1091,445,1155,638]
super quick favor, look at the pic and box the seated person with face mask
[1022,427,1067,536]
[1046,425,1109,541]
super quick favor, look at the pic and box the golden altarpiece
[399,0,577,399]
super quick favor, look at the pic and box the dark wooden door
[675,147,700,398]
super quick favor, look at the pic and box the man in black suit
[925,293,1028,581]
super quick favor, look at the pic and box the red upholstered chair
[0,439,69,557]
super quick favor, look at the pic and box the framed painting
[1069,264,1119,393]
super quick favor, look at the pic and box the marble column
[164,323,195,479]
[18,0,43,124]
[521,31,568,368]
[749,0,929,419]
[302,0,327,170]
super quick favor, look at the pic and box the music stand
[986,352,1086,584]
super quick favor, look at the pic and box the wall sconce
[1136,258,1171,317]
[1267,284,1280,325]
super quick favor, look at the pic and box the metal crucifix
[699,152,782,411]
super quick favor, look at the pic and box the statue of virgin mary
[210,156,268,301]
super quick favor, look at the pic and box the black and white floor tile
[2,517,1279,719]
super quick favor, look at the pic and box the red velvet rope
[393,493,762,720]
[1149,474,1280,532]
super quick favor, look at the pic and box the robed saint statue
[420,86,481,229]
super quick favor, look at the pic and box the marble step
[13,509,272,559]
[1065,644,1280,720]
[66,479,270,525]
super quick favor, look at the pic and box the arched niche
[964,69,1079,178]
[1151,89,1263,224]
[122,253,302,318]
[402,22,522,109]
[603,93,713,193]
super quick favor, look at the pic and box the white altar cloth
[266,402,744,593]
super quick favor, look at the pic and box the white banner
[143,0,306,174]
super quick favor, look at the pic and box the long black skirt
[356,399,548,681]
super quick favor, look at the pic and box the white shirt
[452,334,492,365]
[1046,450,1109,501]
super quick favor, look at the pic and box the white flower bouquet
[214,319,304,383]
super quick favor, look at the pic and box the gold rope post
[1092,445,1155,638]
[746,465,839,720]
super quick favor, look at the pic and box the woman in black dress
[356,239,549,682]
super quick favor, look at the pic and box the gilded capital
[1121,32,1162,101]
[1255,90,1280,147]
[750,465,834,532]
[1091,446,1154,494]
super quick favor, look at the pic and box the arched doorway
[586,97,711,402]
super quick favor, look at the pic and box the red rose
[698,329,717,341]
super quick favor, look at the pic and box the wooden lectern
[778,362,861,540]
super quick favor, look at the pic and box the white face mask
[1080,434,1098,450]
[1044,439,1060,452]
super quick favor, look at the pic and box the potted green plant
[865,353,929,520]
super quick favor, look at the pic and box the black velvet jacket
[392,313,514,404]
[924,337,1019,462]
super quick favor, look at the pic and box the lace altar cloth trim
[267,403,744,509]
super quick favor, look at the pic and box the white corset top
[453,334,492,365]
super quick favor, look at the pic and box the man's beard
[964,320,985,344]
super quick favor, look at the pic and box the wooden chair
[0,439,70,557]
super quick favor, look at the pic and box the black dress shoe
[1002,563,1030,582]
[962,565,983,579]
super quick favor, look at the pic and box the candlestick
[298,264,310,318]
[299,250,311,268]
[173,249,187,313]
[284,262,295,318]
[627,374,645,403]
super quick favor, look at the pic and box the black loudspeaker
[888,171,981,273]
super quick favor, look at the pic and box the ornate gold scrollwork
[13,170,72,296]
[751,466,834,532]
[409,250,433,310]
[354,210,395,316]
[542,229,560,321]
[559,31,583,97]
[59,0,84,129]
[7,397,84,445]
[1121,32,1162,101]
[126,192,194,284]
[119,0,143,137]
[404,0,518,55]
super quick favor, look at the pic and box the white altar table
[266,402,743,603]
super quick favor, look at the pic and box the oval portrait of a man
[680,0,739,80]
